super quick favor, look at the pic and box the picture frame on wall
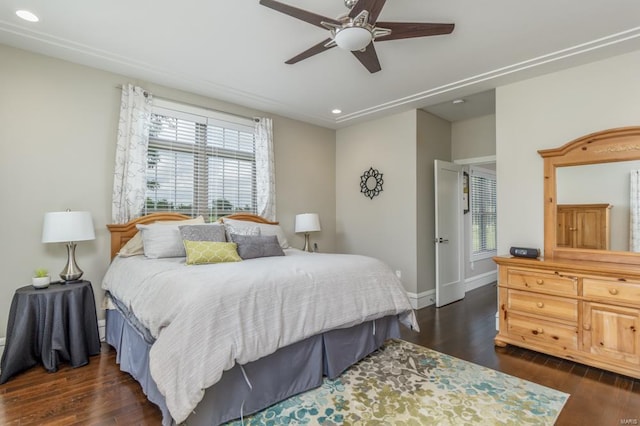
[463,171,470,214]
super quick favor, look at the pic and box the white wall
[452,114,498,288]
[0,44,336,338]
[496,50,640,256]
[417,110,451,299]
[336,110,418,295]
[335,110,451,308]
[271,116,336,253]
[452,114,496,161]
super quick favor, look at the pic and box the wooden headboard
[107,212,279,259]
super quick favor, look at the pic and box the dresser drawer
[508,289,577,322]
[506,268,577,296]
[583,278,640,307]
[507,312,578,350]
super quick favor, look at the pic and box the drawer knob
[609,288,619,295]
[536,302,545,308]
[536,279,544,285]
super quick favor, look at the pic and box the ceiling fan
[259,0,455,73]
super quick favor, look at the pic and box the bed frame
[106,212,278,259]
[104,212,401,425]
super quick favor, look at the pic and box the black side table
[0,280,100,384]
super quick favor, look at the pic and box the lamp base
[60,242,84,282]
[302,233,312,252]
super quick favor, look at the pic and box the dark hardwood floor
[1,283,638,425]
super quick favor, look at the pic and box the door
[434,160,465,307]
[583,301,640,365]
[575,208,604,249]
[556,206,573,248]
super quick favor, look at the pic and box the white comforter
[102,249,418,423]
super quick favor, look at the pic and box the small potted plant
[32,268,51,289]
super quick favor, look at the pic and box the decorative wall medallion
[360,167,384,199]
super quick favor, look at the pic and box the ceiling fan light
[334,27,372,51]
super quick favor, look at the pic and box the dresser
[494,255,640,379]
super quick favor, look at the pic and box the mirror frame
[539,126,640,265]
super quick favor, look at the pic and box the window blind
[145,101,256,220]
[470,166,497,259]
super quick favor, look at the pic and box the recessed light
[452,99,465,105]
[331,109,342,115]
[16,10,39,22]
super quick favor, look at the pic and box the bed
[102,213,418,425]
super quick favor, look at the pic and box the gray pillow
[230,234,285,260]
[179,224,226,242]
[224,223,260,242]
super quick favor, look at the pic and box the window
[145,99,256,220]
[470,166,497,260]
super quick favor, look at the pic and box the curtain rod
[115,85,262,122]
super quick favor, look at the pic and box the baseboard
[465,270,497,292]
[98,319,106,342]
[408,272,496,311]
[406,289,435,310]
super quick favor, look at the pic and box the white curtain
[631,170,640,252]
[255,118,276,221]
[112,84,153,223]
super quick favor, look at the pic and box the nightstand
[0,280,100,384]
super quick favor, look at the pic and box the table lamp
[295,213,321,252]
[42,210,95,282]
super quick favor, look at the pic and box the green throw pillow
[183,241,242,265]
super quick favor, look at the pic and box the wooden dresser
[494,255,640,379]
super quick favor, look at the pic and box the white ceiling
[1,1,640,127]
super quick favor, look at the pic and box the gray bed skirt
[105,308,401,425]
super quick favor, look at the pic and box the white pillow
[222,218,290,249]
[118,232,144,257]
[224,222,261,241]
[135,216,205,258]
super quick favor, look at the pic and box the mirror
[557,160,640,251]
[539,127,640,265]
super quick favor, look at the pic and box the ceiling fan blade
[260,0,341,29]
[374,22,455,41]
[285,38,336,64]
[349,0,387,23]
[351,42,382,73]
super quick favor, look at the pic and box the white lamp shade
[295,213,321,233]
[334,26,372,51]
[42,211,96,243]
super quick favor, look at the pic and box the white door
[434,160,465,307]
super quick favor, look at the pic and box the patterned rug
[227,339,569,425]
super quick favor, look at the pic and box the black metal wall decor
[360,167,384,199]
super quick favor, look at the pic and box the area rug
[227,339,569,425]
